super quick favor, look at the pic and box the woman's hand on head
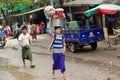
[49,18,52,22]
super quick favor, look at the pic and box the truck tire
[90,42,97,50]
[69,43,77,53]
[79,46,84,49]
[66,42,69,48]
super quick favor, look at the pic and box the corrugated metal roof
[64,0,119,6]
[112,0,120,5]
[64,0,104,6]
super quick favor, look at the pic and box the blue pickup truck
[62,21,104,53]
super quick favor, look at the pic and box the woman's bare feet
[63,72,68,80]
[52,71,56,79]
[64,78,69,80]
[52,76,56,79]
[23,65,26,68]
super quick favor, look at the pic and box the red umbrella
[85,4,120,18]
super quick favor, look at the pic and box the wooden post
[68,0,73,21]
[86,5,89,29]
[98,16,102,28]
[102,14,108,41]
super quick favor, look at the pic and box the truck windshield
[66,21,87,30]
[65,20,100,30]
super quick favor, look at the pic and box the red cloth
[55,9,64,19]
[6,27,11,37]
[40,22,45,29]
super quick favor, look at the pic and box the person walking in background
[19,26,35,68]
[12,23,22,39]
[36,24,40,35]
[31,24,37,43]
[27,22,32,35]
[46,18,68,80]
[40,21,45,34]
[9,23,22,52]
[6,25,11,37]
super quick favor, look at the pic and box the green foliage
[0,0,33,11]
[0,0,52,11]
[34,0,50,7]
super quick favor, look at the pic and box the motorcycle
[0,37,6,48]
[0,27,7,48]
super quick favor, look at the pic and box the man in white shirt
[19,26,35,68]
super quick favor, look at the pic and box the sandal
[30,65,35,68]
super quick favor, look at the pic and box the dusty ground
[0,34,120,80]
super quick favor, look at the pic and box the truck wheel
[79,46,84,49]
[66,42,69,48]
[91,42,97,50]
[69,43,77,53]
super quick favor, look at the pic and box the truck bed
[62,28,104,45]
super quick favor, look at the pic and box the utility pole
[69,0,73,21]
[51,0,54,6]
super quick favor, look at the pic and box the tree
[34,0,50,7]
[0,0,33,24]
